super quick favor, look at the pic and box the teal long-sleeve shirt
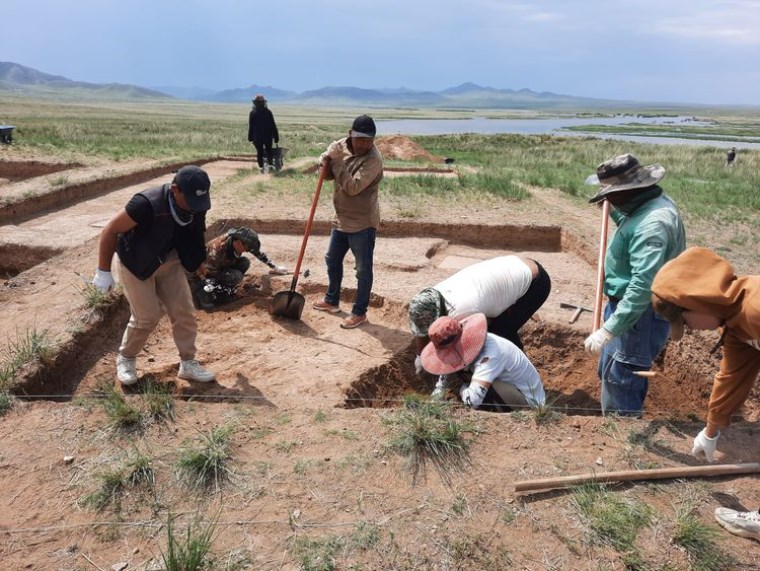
[603,193,686,336]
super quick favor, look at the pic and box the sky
[3,0,760,105]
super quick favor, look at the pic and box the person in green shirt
[583,153,686,416]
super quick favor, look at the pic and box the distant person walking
[726,147,737,167]
[248,94,279,174]
[312,114,383,329]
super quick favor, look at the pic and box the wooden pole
[592,200,610,332]
[514,463,760,493]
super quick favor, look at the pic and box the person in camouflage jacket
[189,227,287,310]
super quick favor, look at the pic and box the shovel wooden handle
[592,200,610,332]
[515,462,760,493]
[289,164,328,292]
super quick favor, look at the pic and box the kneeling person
[420,313,546,411]
[190,227,287,310]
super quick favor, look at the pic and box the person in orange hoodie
[651,246,760,541]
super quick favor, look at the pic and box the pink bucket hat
[420,313,487,375]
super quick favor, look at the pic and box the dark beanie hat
[351,114,377,137]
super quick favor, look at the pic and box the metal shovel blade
[269,289,305,320]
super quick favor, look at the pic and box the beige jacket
[651,247,760,427]
[325,138,383,233]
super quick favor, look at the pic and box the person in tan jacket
[652,247,760,540]
[312,114,383,329]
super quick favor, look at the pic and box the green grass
[177,424,236,490]
[141,377,175,422]
[672,502,734,571]
[0,327,57,386]
[383,394,475,485]
[161,511,219,571]
[97,381,142,429]
[0,391,13,416]
[571,481,653,552]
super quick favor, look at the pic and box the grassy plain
[4,94,756,269]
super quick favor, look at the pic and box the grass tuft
[97,380,142,429]
[383,394,475,485]
[672,502,735,571]
[141,377,175,421]
[571,481,653,552]
[177,424,235,490]
[161,511,218,571]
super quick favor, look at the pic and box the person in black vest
[248,94,280,173]
[92,166,216,386]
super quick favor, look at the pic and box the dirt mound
[375,135,443,163]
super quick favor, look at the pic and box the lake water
[376,116,760,149]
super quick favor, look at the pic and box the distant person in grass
[726,147,737,167]
[583,153,686,417]
[312,114,383,330]
[92,166,216,386]
[188,226,288,310]
[651,246,760,542]
[248,94,279,174]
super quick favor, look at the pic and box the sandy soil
[1,139,758,570]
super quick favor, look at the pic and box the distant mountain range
[0,61,681,109]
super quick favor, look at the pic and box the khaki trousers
[116,250,197,361]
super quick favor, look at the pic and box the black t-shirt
[125,194,154,227]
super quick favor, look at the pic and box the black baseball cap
[173,166,211,212]
[351,115,377,138]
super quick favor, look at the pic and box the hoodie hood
[651,247,759,343]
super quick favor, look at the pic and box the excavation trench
[2,157,755,422]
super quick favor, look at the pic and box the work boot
[178,359,216,383]
[715,507,760,540]
[116,355,138,386]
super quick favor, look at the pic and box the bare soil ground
[1,139,758,570]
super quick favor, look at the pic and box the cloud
[652,3,760,45]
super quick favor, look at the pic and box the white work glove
[92,268,114,292]
[326,141,343,160]
[414,354,424,376]
[268,265,289,275]
[431,374,447,399]
[692,428,720,463]
[459,383,488,409]
[584,327,614,355]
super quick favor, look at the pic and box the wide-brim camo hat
[587,153,665,204]
[420,313,488,376]
[409,287,444,337]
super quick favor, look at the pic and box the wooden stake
[514,463,760,493]
[592,200,610,332]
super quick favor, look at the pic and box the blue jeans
[598,300,670,417]
[323,227,376,316]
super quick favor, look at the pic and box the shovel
[269,164,328,320]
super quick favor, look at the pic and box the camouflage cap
[408,287,443,337]
[228,227,260,254]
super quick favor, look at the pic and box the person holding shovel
[583,153,686,416]
[312,114,383,329]
[188,227,288,310]
[420,312,546,411]
[408,255,551,377]
[651,247,760,540]
[91,166,216,386]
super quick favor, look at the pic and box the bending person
[408,255,551,374]
[420,313,546,411]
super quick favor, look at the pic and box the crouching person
[420,313,546,411]
[189,227,288,310]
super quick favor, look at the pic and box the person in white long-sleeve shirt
[420,313,546,411]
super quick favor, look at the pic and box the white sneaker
[178,359,216,383]
[116,355,138,386]
[715,507,760,540]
